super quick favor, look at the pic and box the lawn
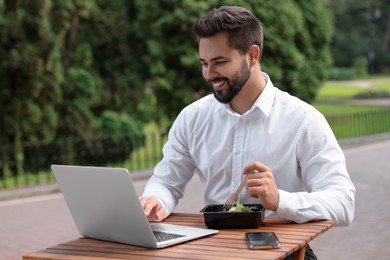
[317,85,362,98]
[313,104,387,116]
[317,76,390,100]
[314,76,390,139]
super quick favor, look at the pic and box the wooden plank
[23,215,335,260]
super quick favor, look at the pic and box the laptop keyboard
[153,231,186,242]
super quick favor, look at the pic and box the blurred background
[1,0,389,190]
[1,1,390,260]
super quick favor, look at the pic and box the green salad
[228,203,251,212]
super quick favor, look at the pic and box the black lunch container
[200,204,265,228]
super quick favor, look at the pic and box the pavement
[1,134,390,260]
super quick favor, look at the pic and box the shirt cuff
[141,182,178,217]
[276,189,300,219]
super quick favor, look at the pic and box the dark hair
[193,6,263,55]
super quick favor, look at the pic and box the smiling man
[140,6,355,259]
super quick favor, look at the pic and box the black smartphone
[245,232,282,249]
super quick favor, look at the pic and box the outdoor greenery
[2,77,390,189]
[327,110,390,139]
[0,0,390,189]
[316,77,390,100]
[324,0,390,75]
[314,104,386,115]
[314,77,390,139]
[0,0,333,178]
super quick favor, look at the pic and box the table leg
[292,245,306,260]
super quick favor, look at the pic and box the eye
[216,60,227,65]
[200,61,208,68]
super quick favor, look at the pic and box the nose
[203,64,217,80]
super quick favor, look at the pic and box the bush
[354,56,368,78]
[18,112,145,172]
[20,134,135,171]
[354,90,390,99]
[328,67,355,80]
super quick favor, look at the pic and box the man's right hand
[139,197,166,222]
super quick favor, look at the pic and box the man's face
[199,33,251,104]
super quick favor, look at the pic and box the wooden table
[23,213,335,260]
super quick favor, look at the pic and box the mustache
[208,77,229,84]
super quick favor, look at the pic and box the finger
[139,197,148,208]
[140,197,157,216]
[152,211,164,222]
[242,162,270,175]
[141,197,166,222]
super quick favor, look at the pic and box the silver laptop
[51,165,218,248]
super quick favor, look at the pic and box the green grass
[327,110,390,139]
[357,74,390,80]
[317,85,362,98]
[1,170,54,189]
[372,82,390,91]
[313,104,387,116]
[317,77,390,100]
[314,77,390,139]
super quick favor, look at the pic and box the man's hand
[139,197,166,222]
[243,161,279,211]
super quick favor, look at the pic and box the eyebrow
[199,56,228,63]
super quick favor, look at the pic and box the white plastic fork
[223,175,248,211]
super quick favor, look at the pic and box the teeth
[212,81,224,87]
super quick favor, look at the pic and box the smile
[210,80,226,91]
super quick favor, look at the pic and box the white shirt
[142,73,355,226]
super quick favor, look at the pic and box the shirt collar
[219,72,276,117]
[253,72,275,117]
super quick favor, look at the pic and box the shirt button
[235,150,240,155]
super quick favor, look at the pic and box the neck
[230,71,266,115]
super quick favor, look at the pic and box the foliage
[353,56,368,78]
[354,90,390,99]
[324,0,390,74]
[97,110,144,136]
[0,0,63,176]
[76,0,151,120]
[131,0,333,118]
[0,0,144,176]
[250,0,333,102]
[130,0,211,121]
[0,0,334,176]
[328,67,356,80]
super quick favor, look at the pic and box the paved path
[1,137,389,260]
[310,139,390,259]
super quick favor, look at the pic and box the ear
[248,45,261,67]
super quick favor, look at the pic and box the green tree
[75,0,150,123]
[0,0,63,176]
[48,0,145,167]
[131,0,211,122]
[133,0,333,121]
[51,0,104,138]
[250,0,333,101]
[0,0,334,178]
[324,0,390,73]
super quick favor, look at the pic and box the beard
[209,60,251,104]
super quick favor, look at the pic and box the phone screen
[245,232,282,249]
